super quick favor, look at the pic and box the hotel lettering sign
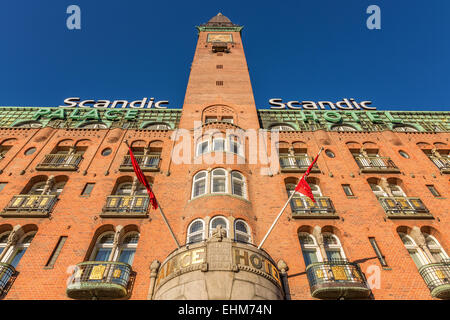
[155,245,281,288]
[269,98,376,110]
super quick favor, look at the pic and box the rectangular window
[369,237,388,267]
[426,185,441,197]
[216,81,223,86]
[0,182,7,192]
[216,65,223,69]
[45,236,67,268]
[81,183,95,196]
[342,184,354,196]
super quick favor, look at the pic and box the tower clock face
[207,33,233,43]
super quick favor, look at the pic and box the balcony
[306,259,371,299]
[36,154,83,171]
[290,196,338,219]
[101,195,149,218]
[1,194,57,217]
[66,261,132,300]
[119,154,160,172]
[378,196,433,219]
[354,156,400,173]
[279,155,320,173]
[211,42,229,53]
[429,156,450,174]
[0,263,15,295]
[419,260,450,299]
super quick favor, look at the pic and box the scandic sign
[269,98,376,110]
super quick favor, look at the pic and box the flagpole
[124,140,181,249]
[257,147,324,250]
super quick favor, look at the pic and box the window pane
[190,221,203,233]
[235,221,247,233]
[9,248,27,268]
[194,180,206,197]
[213,177,226,192]
[236,233,250,243]
[94,248,111,261]
[408,250,424,268]
[81,183,95,196]
[326,250,342,261]
[118,249,136,265]
[232,181,243,196]
[213,139,224,151]
[302,250,319,267]
[188,233,203,244]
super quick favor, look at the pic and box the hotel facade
[0,13,449,300]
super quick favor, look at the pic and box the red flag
[128,146,158,210]
[295,176,316,203]
[294,148,323,203]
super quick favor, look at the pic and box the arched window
[117,232,139,265]
[116,183,133,196]
[234,220,251,243]
[399,232,428,268]
[298,232,321,266]
[0,231,10,256]
[369,183,387,197]
[322,233,346,261]
[3,232,36,268]
[270,124,294,132]
[211,169,227,193]
[209,216,228,238]
[192,171,208,198]
[143,123,170,130]
[331,125,357,132]
[393,125,418,132]
[79,122,108,129]
[187,219,205,244]
[91,232,115,262]
[423,233,449,263]
[231,171,245,197]
[388,184,406,197]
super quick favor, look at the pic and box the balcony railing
[429,156,450,174]
[279,155,320,173]
[1,194,57,217]
[0,263,15,295]
[306,259,371,299]
[36,154,83,171]
[290,196,338,219]
[66,261,132,300]
[378,196,433,219]
[101,195,149,217]
[119,154,160,172]
[418,260,450,299]
[354,156,400,173]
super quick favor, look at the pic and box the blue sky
[0,0,449,111]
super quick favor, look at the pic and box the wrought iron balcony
[306,259,371,299]
[1,194,57,217]
[428,156,450,174]
[101,195,149,218]
[290,196,338,219]
[354,155,400,173]
[119,154,160,172]
[378,196,433,219]
[211,42,229,53]
[279,155,320,173]
[0,263,15,295]
[36,153,83,171]
[66,261,132,300]
[418,260,450,299]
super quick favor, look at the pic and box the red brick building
[0,13,449,300]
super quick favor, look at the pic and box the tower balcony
[152,238,284,300]
[377,196,433,219]
[211,42,230,53]
[119,154,160,172]
[290,196,338,219]
[306,259,371,299]
[36,153,83,171]
[100,195,149,218]
[418,260,450,299]
[0,262,15,295]
[354,156,400,173]
[66,261,132,300]
[279,155,320,173]
[1,194,57,218]
[428,156,450,174]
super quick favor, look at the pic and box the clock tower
[179,13,260,130]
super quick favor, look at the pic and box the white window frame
[187,219,205,244]
[211,168,228,194]
[191,171,208,199]
[209,216,229,238]
[196,140,210,156]
[231,171,246,198]
[116,232,139,265]
[399,233,430,267]
[90,232,115,261]
[299,232,323,263]
[423,233,449,262]
[3,232,36,266]
[234,219,252,243]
